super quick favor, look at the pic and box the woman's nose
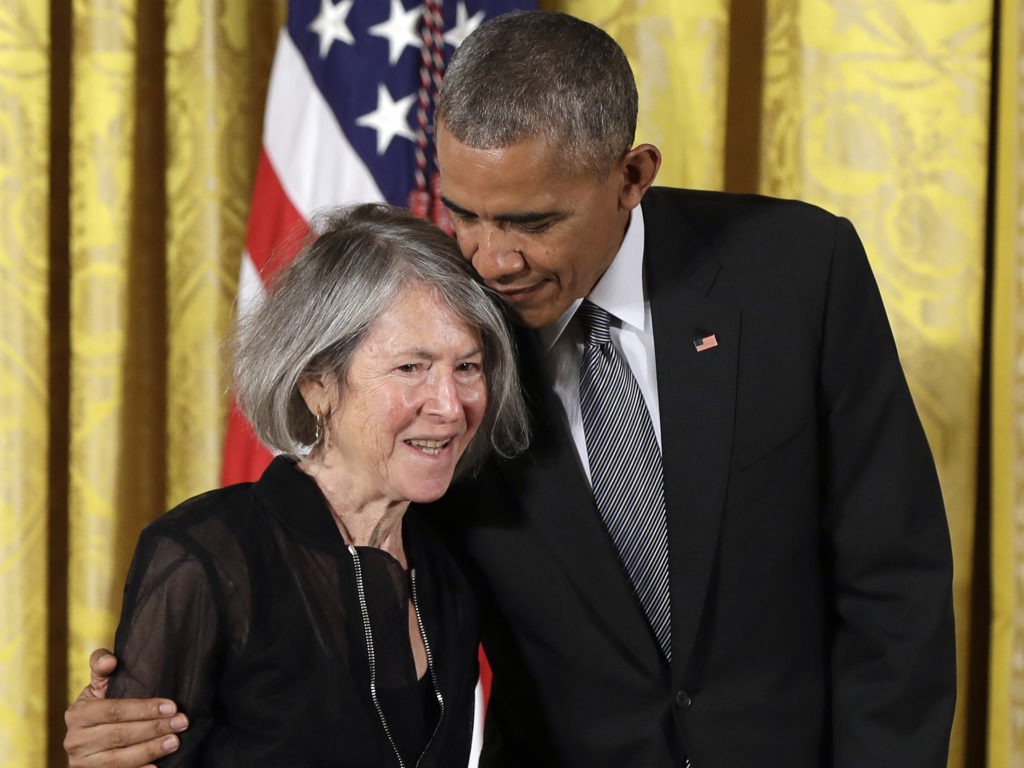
[424,371,463,419]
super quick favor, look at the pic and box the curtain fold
[66,0,161,701]
[0,5,52,766]
[64,0,283,704]
[988,0,1022,764]
[163,1,283,508]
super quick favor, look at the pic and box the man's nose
[471,226,525,282]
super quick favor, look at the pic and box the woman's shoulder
[138,481,260,559]
[125,481,264,629]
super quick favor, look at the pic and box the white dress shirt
[538,205,661,484]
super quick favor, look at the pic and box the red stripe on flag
[246,148,309,281]
[220,402,273,487]
[479,646,492,701]
[220,150,309,487]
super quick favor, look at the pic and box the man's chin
[510,306,557,329]
[504,295,571,330]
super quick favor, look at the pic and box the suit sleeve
[817,217,956,766]
[110,526,224,765]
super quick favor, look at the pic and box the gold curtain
[758,4,991,766]
[64,0,283,708]
[0,5,52,767]
[0,2,284,765]
[552,0,731,190]
[0,0,1013,765]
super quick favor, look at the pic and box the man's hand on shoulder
[64,649,188,768]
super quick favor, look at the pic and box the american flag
[694,333,718,352]
[222,0,532,488]
[221,2,533,762]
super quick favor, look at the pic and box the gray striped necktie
[577,300,671,659]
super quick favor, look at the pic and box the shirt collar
[539,204,646,351]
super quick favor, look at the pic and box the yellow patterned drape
[0,2,279,765]
[67,0,152,700]
[550,0,730,190]
[65,0,284,703]
[0,4,51,766]
[760,3,990,764]
[988,0,1023,764]
[164,2,283,506]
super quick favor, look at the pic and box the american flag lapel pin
[694,333,718,352]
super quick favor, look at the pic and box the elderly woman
[96,203,528,767]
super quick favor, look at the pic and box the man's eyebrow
[500,210,559,225]
[441,196,560,225]
[441,196,473,217]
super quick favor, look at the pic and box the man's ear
[618,143,662,209]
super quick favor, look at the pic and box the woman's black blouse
[109,456,480,767]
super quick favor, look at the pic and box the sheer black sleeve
[109,526,226,765]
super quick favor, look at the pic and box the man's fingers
[66,734,181,768]
[65,696,184,729]
[65,658,188,767]
[82,720,185,747]
[64,708,188,766]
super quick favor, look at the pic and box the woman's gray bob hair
[232,203,529,475]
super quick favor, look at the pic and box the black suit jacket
[433,187,955,767]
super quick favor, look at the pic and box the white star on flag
[369,0,425,66]
[308,0,354,58]
[445,2,486,48]
[356,83,417,154]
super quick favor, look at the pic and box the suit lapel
[644,190,739,674]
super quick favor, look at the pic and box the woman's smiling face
[317,283,488,506]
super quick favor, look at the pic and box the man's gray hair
[435,10,638,176]
[232,203,529,476]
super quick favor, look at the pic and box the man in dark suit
[429,13,954,767]
[65,10,954,767]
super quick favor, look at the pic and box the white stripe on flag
[235,250,266,319]
[470,681,485,766]
[263,29,382,218]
